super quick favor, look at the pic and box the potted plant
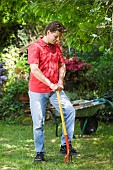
[9,78,29,102]
[17,79,29,102]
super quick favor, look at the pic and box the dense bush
[0,46,29,120]
[86,54,113,98]
[65,56,92,81]
[64,56,92,92]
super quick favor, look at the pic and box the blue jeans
[29,90,76,153]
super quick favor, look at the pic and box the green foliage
[0,93,25,119]
[0,0,27,25]
[0,0,113,55]
[65,90,96,101]
[0,78,28,120]
[0,46,29,119]
[86,54,113,97]
[0,46,29,84]
[7,79,28,95]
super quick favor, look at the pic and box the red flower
[64,56,92,82]
[87,63,92,67]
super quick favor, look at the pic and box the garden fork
[56,91,72,163]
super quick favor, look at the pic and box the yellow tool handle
[56,91,67,135]
[56,91,72,163]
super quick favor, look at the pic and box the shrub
[86,54,113,98]
[0,46,29,121]
[64,56,92,91]
[0,78,28,120]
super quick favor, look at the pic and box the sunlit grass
[0,119,113,170]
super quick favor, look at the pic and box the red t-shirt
[28,37,65,93]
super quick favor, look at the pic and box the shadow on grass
[0,120,113,170]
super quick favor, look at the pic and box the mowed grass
[0,119,113,170]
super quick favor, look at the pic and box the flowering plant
[64,56,92,82]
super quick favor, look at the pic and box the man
[28,20,80,162]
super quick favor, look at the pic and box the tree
[0,0,113,54]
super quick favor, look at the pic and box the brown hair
[44,20,66,35]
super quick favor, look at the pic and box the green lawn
[0,119,113,170]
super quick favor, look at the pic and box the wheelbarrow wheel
[79,116,98,135]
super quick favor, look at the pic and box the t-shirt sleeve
[28,43,40,64]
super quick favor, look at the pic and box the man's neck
[42,36,49,44]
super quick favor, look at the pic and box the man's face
[47,30,62,44]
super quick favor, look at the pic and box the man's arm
[58,63,66,87]
[30,64,59,91]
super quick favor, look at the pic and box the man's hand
[49,82,64,91]
[57,77,64,90]
[57,82,64,91]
